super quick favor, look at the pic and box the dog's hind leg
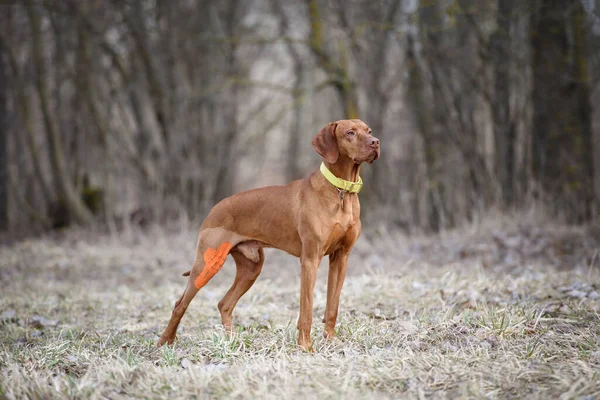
[157,261,202,347]
[218,246,264,331]
[157,229,238,347]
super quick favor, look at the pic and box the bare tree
[405,33,449,231]
[271,0,308,181]
[491,0,516,207]
[26,4,94,224]
[306,0,359,119]
[334,0,402,207]
[530,0,595,222]
[213,0,244,203]
[0,37,7,230]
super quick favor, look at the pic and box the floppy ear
[311,122,339,163]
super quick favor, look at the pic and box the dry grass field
[1,214,600,399]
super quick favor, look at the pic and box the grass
[1,220,599,399]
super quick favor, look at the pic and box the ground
[1,214,599,399]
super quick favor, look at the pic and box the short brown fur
[157,119,380,350]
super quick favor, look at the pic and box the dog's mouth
[366,149,380,164]
[353,148,380,164]
[354,149,380,164]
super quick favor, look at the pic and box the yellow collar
[320,162,363,193]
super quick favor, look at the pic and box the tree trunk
[405,35,446,231]
[0,39,8,230]
[286,58,306,181]
[26,4,94,224]
[492,0,516,207]
[530,0,594,222]
[123,0,170,150]
[3,37,54,205]
[358,1,401,208]
[213,0,241,202]
[306,0,359,119]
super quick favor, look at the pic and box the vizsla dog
[157,119,380,350]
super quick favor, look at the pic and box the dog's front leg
[323,250,349,339]
[298,246,321,351]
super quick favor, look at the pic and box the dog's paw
[157,334,177,347]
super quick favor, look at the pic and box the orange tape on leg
[194,242,233,289]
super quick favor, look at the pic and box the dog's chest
[324,199,359,252]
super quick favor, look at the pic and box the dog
[157,119,380,350]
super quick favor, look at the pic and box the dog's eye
[347,131,355,136]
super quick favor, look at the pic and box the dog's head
[312,119,380,164]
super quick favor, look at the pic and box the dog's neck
[324,158,361,183]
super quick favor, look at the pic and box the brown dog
[157,119,380,350]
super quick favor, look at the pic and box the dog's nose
[370,137,380,146]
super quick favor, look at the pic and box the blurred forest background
[0,0,599,236]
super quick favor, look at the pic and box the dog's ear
[312,122,339,164]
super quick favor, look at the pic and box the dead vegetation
[1,216,599,398]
